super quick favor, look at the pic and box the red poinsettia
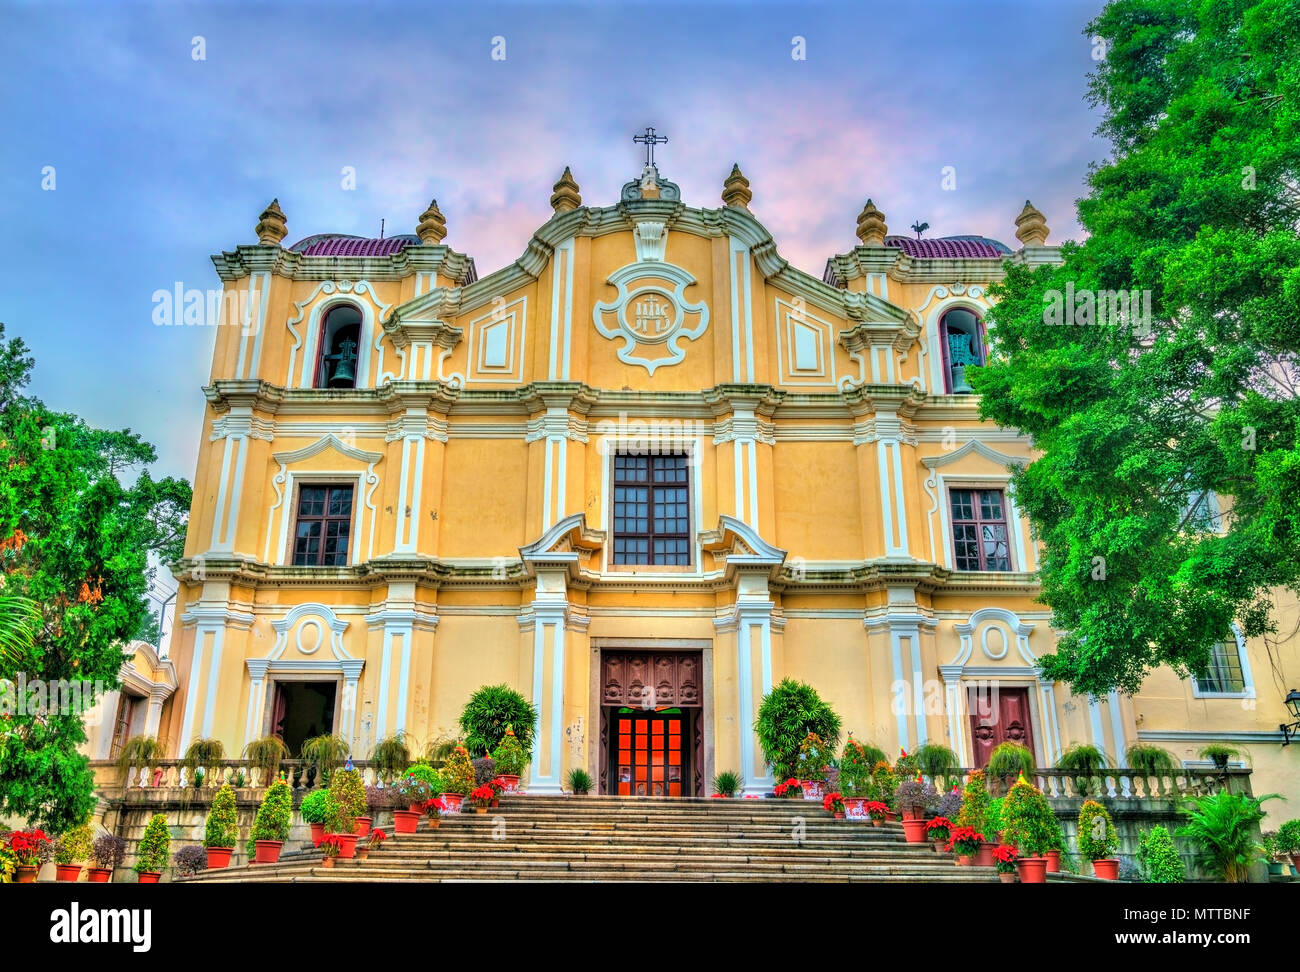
[9,829,51,866]
[925,816,954,841]
[822,791,845,813]
[368,829,387,845]
[470,784,496,807]
[315,833,345,858]
[946,826,984,856]
[863,801,889,819]
[993,843,1018,873]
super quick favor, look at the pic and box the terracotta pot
[798,780,823,800]
[321,856,335,868]
[1091,858,1120,880]
[136,871,162,884]
[843,796,867,820]
[901,818,928,843]
[1289,853,1300,872]
[490,798,499,808]
[309,822,325,842]
[442,793,464,813]
[336,833,359,859]
[932,838,948,853]
[955,854,973,866]
[204,847,233,870]
[356,846,370,860]
[999,871,1017,883]
[55,864,82,882]
[354,815,372,837]
[870,817,882,827]
[1016,857,1048,884]
[408,802,424,814]
[834,812,845,819]
[884,809,898,823]
[428,816,441,829]
[1045,849,1061,873]
[475,806,488,814]
[87,867,112,883]
[15,865,38,883]
[974,842,996,868]
[253,839,283,864]
[498,774,521,794]
[901,807,920,821]
[393,809,420,834]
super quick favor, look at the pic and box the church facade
[145,151,1296,802]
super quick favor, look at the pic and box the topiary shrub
[838,738,877,797]
[298,789,333,825]
[405,763,442,795]
[459,684,538,758]
[55,824,93,865]
[1000,777,1056,856]
[957,770,991,834]
[795,732,834,782]
[871,761,898,809]
[247,778,293,856]
[754,679,841,781]
[134,814,171,874]
[1138,825,1186,883]
[203,783,239,849]
[1275,819,1300,855]
[491,726,529,777]
[329,767,367,830]
[1078,800,1119,861]
[440,745,476,795]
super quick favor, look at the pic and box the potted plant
[915,743,959,790]
[203,783,239,869]
[330,763,369,839]
[182,737,225,785]
[88,833,126,882]
[1137,825,1187,883]
[838,739,878,817]
[370,732,412,783]
[957,770,994,864]
[315,833,344,868]
[1078,800,1120,879]
[1197,743,1241,772]
[248,777,293,863]
[439,745,475,810]
[1056,744,1109,798]
[894,776,939,823]
[358,827,387,861]
[823,791,846,818]
[425,796,447,828]
[864,801,888,826]
[986,796,1007,845]
[242,735,289,786]
[773,778,804,798]
[1276,819,1300,872]
[935,785,963,821]
[172,845,206,878]
[1044,816,1067,873]
[491,725,529,793]
[993,844,1018,883]
[1262,831,1285,877]
[948,826,984,865]
[391,773,432,832]
[872,761,898,819]
[565,767,594,795]
[54,824,93,881]
[1125,744,1177,780]
[755,679,842,785]
[795,731,833,799]
[133,813,171,883]
[459,683,539,761]
[1001,776,1056,884]
[470,784,496,813]
[116,736,165,784]
[712,770,743,798]
[925,816,953,852]
[9,829,51,882]
[1177,790,1279,882]
[300,733,351,786]
[299,789,335,843]
[986,742,1034,793]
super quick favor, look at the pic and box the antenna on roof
[379,218,385,240]
[910,221,930,240]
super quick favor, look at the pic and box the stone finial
[1015,200,1049,247]
[550,166,582,213]
[722,163,752,209]
[255,198,287,246]
[416,199,447,244]
[855,199,887,246]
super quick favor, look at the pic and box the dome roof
[289,234,422,257]
[883,235,1009,258]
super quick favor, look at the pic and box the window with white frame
[949,487,1012,571]
[1193,634,1252,696]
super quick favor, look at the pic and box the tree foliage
[971,0,1300,694]
[0,325,191,831]
[754,679,841,781]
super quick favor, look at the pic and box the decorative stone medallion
[592,261,709,374]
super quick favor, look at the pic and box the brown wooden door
[967,685,1035,768]
[613,710,686,796]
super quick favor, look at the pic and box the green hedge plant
[298,789,334,825]
[754,679,841,781]
[134,814,171,874]
[491,726,529,778]
[1001,777,1056,857]
[204,783,239,849]
[1138,826,1186,883]
[247,778,293,855]
[1276,819,1300,855]
[329,767,367,830]
[1077,800,1119,860]
[55,824,93,865]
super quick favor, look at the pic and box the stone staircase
[183,795,1002,883]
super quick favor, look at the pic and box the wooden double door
[598,650,703,796]
[967,684,1035,768]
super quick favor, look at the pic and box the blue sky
[0,0,1107,484]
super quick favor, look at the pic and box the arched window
[939,308,985,394]
[314,305,362,389]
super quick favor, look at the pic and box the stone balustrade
[91,758,394,793]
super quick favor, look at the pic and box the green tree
[754,679,841,781]
[971,0,1300,695]
[0,325,191,831]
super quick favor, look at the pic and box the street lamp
[1281,689,1300,745]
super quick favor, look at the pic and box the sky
[0,0,1109,487]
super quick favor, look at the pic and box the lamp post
[1280,689,1300,745]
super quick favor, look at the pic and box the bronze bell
[326,337,358,388]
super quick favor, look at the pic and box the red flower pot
[932,839,948,853]
[834,812,845,819]
[901,818,928,843]
[843,797,867,820]
[204,847,233,870]
[309,822,325,843]
[354,815,372,837]
[999,872,1017,883]
[498,774,521,793]
[87,867,112,883]
[393,809,421,834]
[1091,858,1120,880]
[1291,853,1300,873]
[901,807,920,821]
[974,842,996,868]
[253,839,284,864]
[1045,849,1061,873]
[475,806,488,814]
[137,871,162,883]
[429,817,441,829]
[55,864,82,882]
[799,780,824,800]
[335,833,359,859]
[442,793,464,813]
[1016,857,1048,884]
[321,856,335,868]
[15,865,38,883]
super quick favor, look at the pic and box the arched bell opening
[314,304,363,389]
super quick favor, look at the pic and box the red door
[967,685,1035,768]
[614,711,685,796]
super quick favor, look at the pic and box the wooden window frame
[290,482,356,567]
[610,451,693,567]
[948,486,1013,571]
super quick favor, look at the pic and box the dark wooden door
[967,685,1035,768]
[612,710,688,796]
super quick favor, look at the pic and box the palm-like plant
[915,743,959,788]
[0,594,38,670]
[242,735,289,784]
[300,734,350,784]
[370,733,412,782]
[458,685,538,758]
[754,679,841,781]
[1176,790,1278,882]
[1126,744,1177,778]
[1056,744,1108,796]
